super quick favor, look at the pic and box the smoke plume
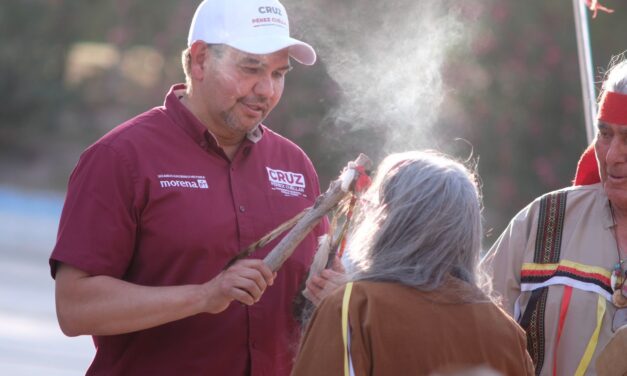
[286,0,479,155]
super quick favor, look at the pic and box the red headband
[598,91,627,126]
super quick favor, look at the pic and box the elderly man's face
[198,45,291,136]
[595,122,627,207]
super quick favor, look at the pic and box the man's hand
[201,259,276,313]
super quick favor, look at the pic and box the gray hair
[600,52,627,97]
[344,151,491,297]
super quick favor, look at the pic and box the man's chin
[605,184,627,206]
[225,117,262,135]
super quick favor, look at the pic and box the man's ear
[189,41,210,81]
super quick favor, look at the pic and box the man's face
[199,45,291,136]
[595,122,627,206]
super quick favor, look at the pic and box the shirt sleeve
[50,143,139,279]
[483,202,537,317]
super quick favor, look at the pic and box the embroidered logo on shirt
[158,174,209,189]
[266,167,306,197]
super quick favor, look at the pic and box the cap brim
[226,36,316,65]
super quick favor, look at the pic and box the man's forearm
[55,264,207,336]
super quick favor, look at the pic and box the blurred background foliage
[1,0,626,247]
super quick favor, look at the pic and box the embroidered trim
[534,192,567,263]
[521,260,613,296]
[520,288,549,374]
[521,191,568,374]
[521,277,612,302]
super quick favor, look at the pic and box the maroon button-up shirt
[50,84,326,375]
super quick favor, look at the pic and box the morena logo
[159,180,208,189]
[157,174,209,190]
[258,6,282,16]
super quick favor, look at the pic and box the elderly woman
[484,56,627,376]
[292,151,534,376]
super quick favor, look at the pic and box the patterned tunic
[485,183,620,375]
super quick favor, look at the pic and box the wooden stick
[223,209,308,269]
[264,153,372,272]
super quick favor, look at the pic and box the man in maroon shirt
[50,0,326,375]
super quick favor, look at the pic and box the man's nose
[253,75,275,98]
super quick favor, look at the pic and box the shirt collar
[163,84,265,150]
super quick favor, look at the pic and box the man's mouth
[240,101,266,117]
[607,173,627,183]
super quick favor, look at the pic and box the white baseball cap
[187,0,316,65]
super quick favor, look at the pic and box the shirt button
[239,205,245,212]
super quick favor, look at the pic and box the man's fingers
[236,268,269,292]
[202,259,275,314]
[227,259,276,288]
[235,276,264,300]
[230,287,256,306]
[230,259,275,286]
[218,259,277,305]
[221,270,267,301]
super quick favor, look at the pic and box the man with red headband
[484,56,627,375]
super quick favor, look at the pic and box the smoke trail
[286,0,477,155]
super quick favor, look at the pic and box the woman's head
[345,151,486,292]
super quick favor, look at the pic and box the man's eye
[272,71,286,79]
[242,67,259,74]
